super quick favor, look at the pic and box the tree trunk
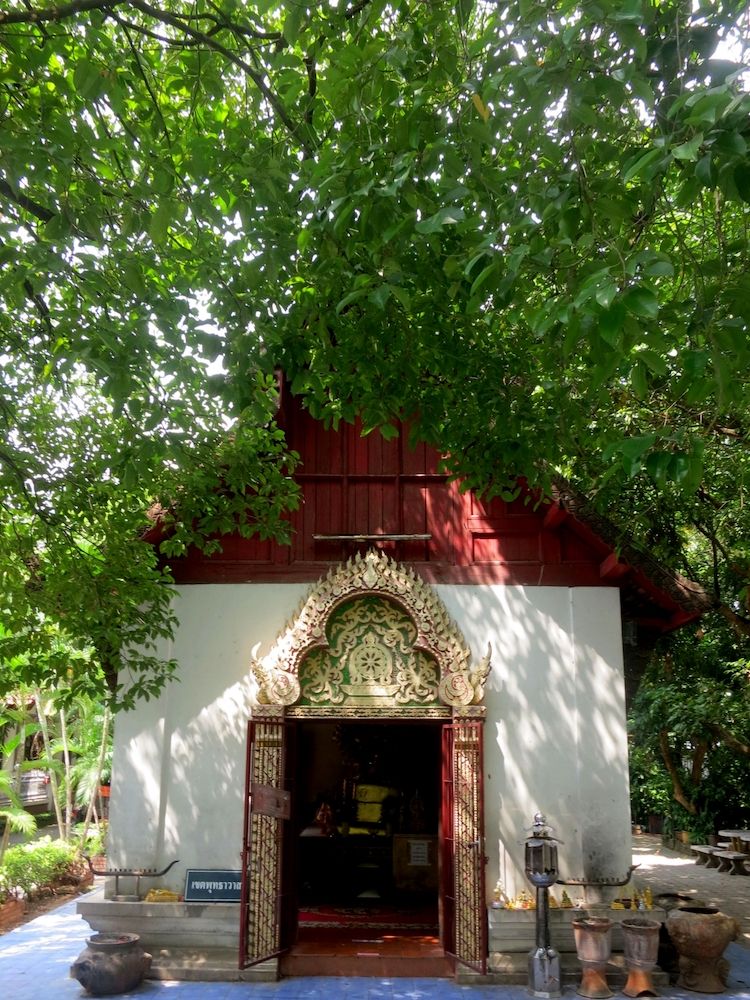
[59,707,74,840]
[658,730,698,815]
[79,705,111,849]
[33,690,66,837]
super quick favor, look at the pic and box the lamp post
[525,812,562,999]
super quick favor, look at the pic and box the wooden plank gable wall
[169,393,681,640]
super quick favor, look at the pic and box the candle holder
[524,812,563,998]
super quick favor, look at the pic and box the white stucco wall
[437,585,631,900]
[108,582,630,901]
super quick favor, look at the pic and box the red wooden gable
[167,392,701,635]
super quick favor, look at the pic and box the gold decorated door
[442,719,487,973]
[239,714,295,969]
[242,551,492,976]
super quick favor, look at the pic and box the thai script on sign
[184,869,243,902]
[190,879,241,891]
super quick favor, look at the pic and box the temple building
[79,386,707,980]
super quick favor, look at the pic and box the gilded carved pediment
[250,550,491,713]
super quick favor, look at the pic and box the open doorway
[283,718,448,976]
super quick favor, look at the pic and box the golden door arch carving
[250,549,491,716]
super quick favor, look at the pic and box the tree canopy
[2,0,750,707]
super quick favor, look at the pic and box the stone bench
[690,844,719,868]
[713,850,750,875]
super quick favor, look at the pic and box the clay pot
[621,917,661,997]
[70,932,152,996]
[666,905,739,993]
[573,916,613,999]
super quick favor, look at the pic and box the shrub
[75,820,107,859]
[0,837,78,900]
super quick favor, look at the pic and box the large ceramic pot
[70,932,152,996]
[621,917,661,998]
[572,916,613,999]
[666,905,739,993]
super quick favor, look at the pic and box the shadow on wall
[111,580,631,901]
[108,583,312,894]
[441,583,631,899]
[111,669,258,894]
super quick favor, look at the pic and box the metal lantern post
[524,812,563,999]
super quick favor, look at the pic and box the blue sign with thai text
[184,869,242,902]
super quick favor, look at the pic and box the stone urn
[70,932,152,996]
[621,917,661,998]
[666,905,739,993]
[572,916,613,999]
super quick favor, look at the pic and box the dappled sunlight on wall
[110,716,166,874]
[162,675,257,878]
[109,583,307,894]
[438,583,630,900]
[110,575,631,905]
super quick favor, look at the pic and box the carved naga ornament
[250,550,491,711]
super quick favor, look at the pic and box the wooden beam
[600,552,630,581]
[312,533,432,542]
[543,503,568,529]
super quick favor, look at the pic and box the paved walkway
[631,834,750,947]
[2,835,750,999]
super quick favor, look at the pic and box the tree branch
[126,0,313,153]
[22,278,53,337]
[690,519,724,601]
[117,18,172,150]
[304,52,317,128]
[0,177,54,223]
[690,738,708,786]
[707,722,750,757]
[0,0,313,151]
[658,728,698,815]
[0,0,116,26]
[345,0,373,20]
[717,602,750,639]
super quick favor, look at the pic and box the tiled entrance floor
[281,928,450,977]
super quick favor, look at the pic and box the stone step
[148,947,277,982]
[280,953,452,977]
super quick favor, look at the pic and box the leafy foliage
[1,1,750,705]
[0,837,78,901]
[629,625,750,833]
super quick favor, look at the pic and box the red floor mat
[298,904,438,929]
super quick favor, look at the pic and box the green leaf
[335,286,370,315]
[415,206,466,234]
[73,59,103,100]
[631,360,648,399]
[368,284,392,310]
[469,261,498,297]
[283,5,304,45]
[673,133,704,161]
[123,263,146,297]
[640,350,668,375]
[624,287,659,319]
[595,281,618,309]
[610,0,645,22]
[149,202,171,243]
[623,148,670,183]
[599,301,626,342]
